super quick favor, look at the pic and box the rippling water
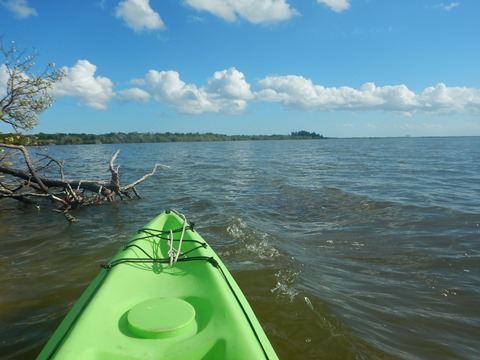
[1,137,479,359]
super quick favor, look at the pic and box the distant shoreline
[0,131,325,146]
[1,132,477,146]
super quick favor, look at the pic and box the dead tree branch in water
[0,144,168,221]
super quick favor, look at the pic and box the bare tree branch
[121,163,169,191]
[0,143,49,192]
[0,144,167,220]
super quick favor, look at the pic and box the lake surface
[1,137,479,359]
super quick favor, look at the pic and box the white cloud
[255,75,387,110]
[418,83,480,113]
[54,60,115,110]
[117,87,151,104]
[128,78,146,86]
[206,68,253,100]
[144,70,211,114]
[49,61,480,118]
[255,75,480,115]
[115,0,164,32]
[1,0,37,19]
[432,2,460,11]
[365,83,418,111]
[316,0,350,13]
[185,0,298,24]
[141,67,252,114]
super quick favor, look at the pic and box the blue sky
[1,0,479,137]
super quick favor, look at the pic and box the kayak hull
[38,209,277,359]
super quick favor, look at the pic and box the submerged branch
[0,146,167,220]
[121,163,170,192]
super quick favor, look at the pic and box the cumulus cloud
[418,83,480,113]
[50,61,480,117]
[143,70,212,114]
[135,67,252,114]
[206,68,253,100]
[115,0,164,32]
[128,78,146,86]
[117,87,151,104]
[255,76,388,110]
[1,0,37,18]
[54,60,115,110]
[317,0,350,13]
[255,75,480,115]
[184,0,298,24]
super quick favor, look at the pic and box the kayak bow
[38,209,278,359]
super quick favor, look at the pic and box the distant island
[0,131,325,146]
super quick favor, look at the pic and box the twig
[121,163,169,191]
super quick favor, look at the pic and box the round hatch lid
[127,297,196,339]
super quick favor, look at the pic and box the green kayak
[38,209,278,359]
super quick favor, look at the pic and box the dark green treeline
[0,131,325,146]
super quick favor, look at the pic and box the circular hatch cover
[127,298,196,339]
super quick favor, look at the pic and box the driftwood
[0,145,168,221]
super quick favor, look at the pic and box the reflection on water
[1,137,480,359]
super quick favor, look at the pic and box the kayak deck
[38,209,277,359]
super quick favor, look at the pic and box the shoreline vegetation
[0,131,325,146]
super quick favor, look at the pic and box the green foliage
[290,130,324,139]
[0,41,65,133]
[0,131,327,145]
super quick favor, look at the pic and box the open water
[1,137,479,359]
